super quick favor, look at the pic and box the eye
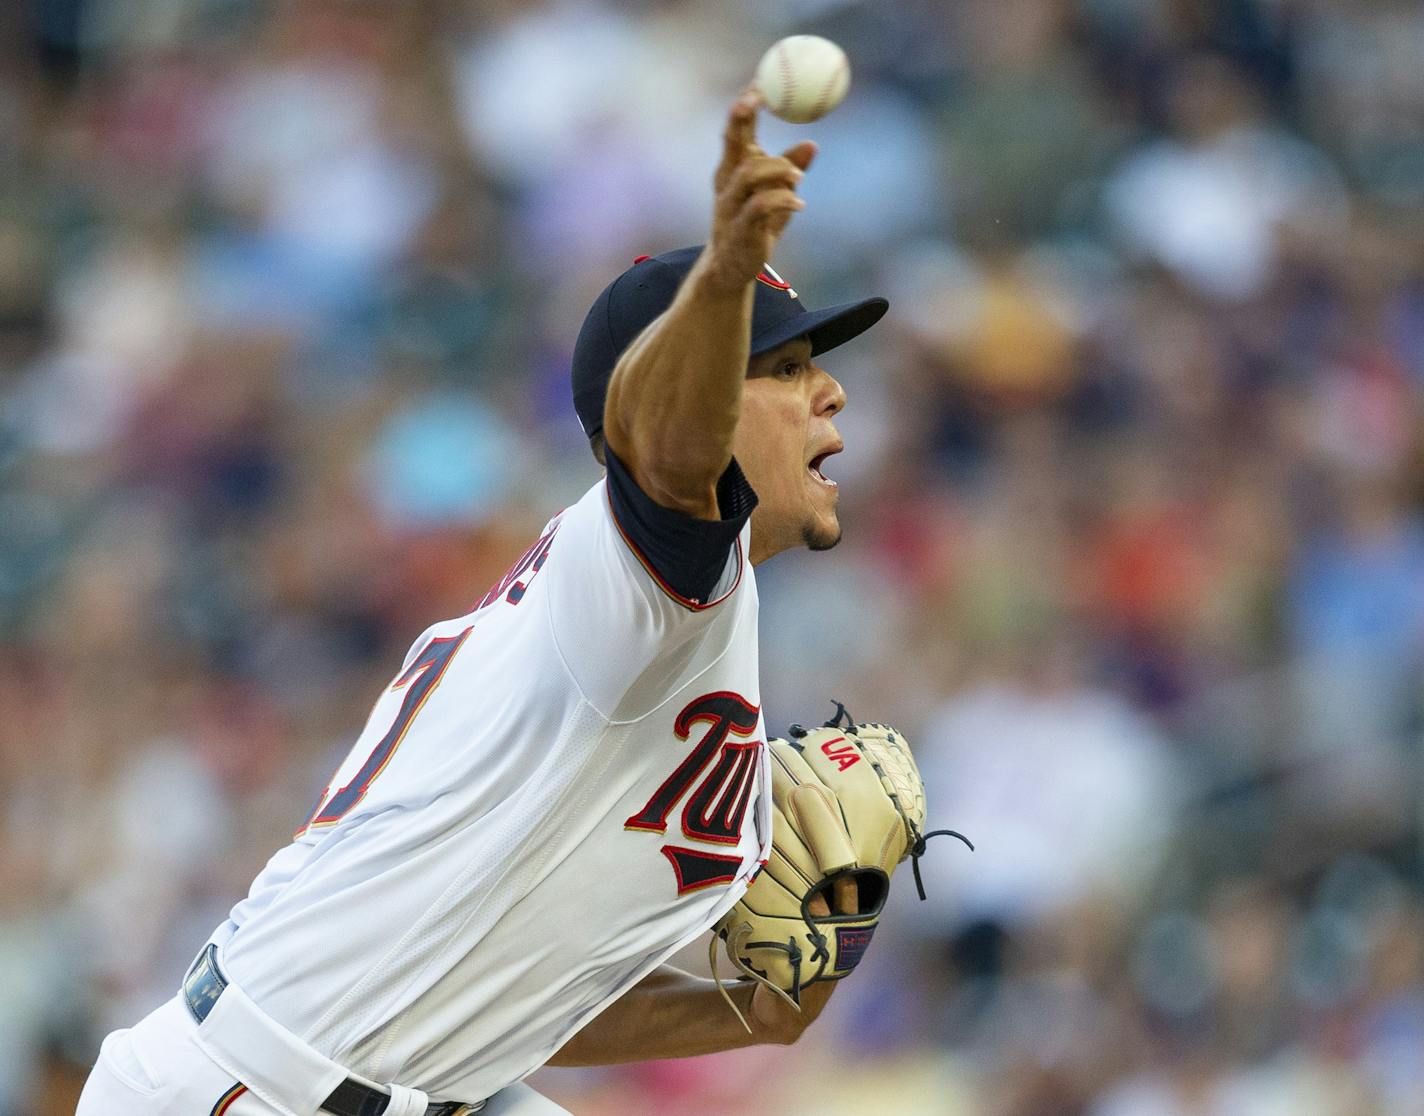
[777,360,801,380]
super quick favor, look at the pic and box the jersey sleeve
[603,446,757,607]
[543,458,757,721]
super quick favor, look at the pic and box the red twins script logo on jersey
[625,691,762,895]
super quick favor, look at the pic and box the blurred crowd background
[4,0,1424,1113]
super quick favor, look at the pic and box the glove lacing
[708,923,804,1035]
[908,823,975,900]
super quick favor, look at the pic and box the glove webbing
[824,701,976,901]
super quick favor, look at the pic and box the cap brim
[750,296,889,359]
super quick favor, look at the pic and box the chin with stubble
[804,521,842,552]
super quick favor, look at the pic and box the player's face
[734,337,846,564]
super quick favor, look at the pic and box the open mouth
[808,449,839,489]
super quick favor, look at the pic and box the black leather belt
[183,945,482,1116]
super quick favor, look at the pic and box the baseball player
[77,90,887,1116]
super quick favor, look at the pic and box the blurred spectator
[1104,53,1348,301]
[912,631,1183,935]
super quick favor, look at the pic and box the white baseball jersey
[208,453,770,1102]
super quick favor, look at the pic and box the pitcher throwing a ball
[78,86,904,1116]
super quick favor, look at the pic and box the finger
[726,154,804,201]
[807,891,830,918]
[740,188,806,224]
[761,203,802,244]
[741,196,804,247]
[780,140,818,174]
[738,191,805,249]
[834,876,858,916]
[715,90,762,188]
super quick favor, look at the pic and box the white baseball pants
[76,994,571,1116]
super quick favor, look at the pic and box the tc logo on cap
[757,263,798,299]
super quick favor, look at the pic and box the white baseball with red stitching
[754,35,851,124]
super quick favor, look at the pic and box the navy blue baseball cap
[571,246,888,439]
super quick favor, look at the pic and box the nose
[815,366,846,417]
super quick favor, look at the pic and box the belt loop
[380,1083,430,1116]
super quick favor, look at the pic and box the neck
[747,514,779,566]
[747,517,796,566]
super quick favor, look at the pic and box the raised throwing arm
[601,92,816,520]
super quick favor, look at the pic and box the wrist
[689,252,757,301]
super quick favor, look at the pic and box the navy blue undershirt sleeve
[604,446,758,607]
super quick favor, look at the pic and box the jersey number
[298,629,471,833]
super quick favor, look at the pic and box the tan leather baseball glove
[711,705,971,1028]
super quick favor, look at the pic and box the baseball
[754,35,851,124]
